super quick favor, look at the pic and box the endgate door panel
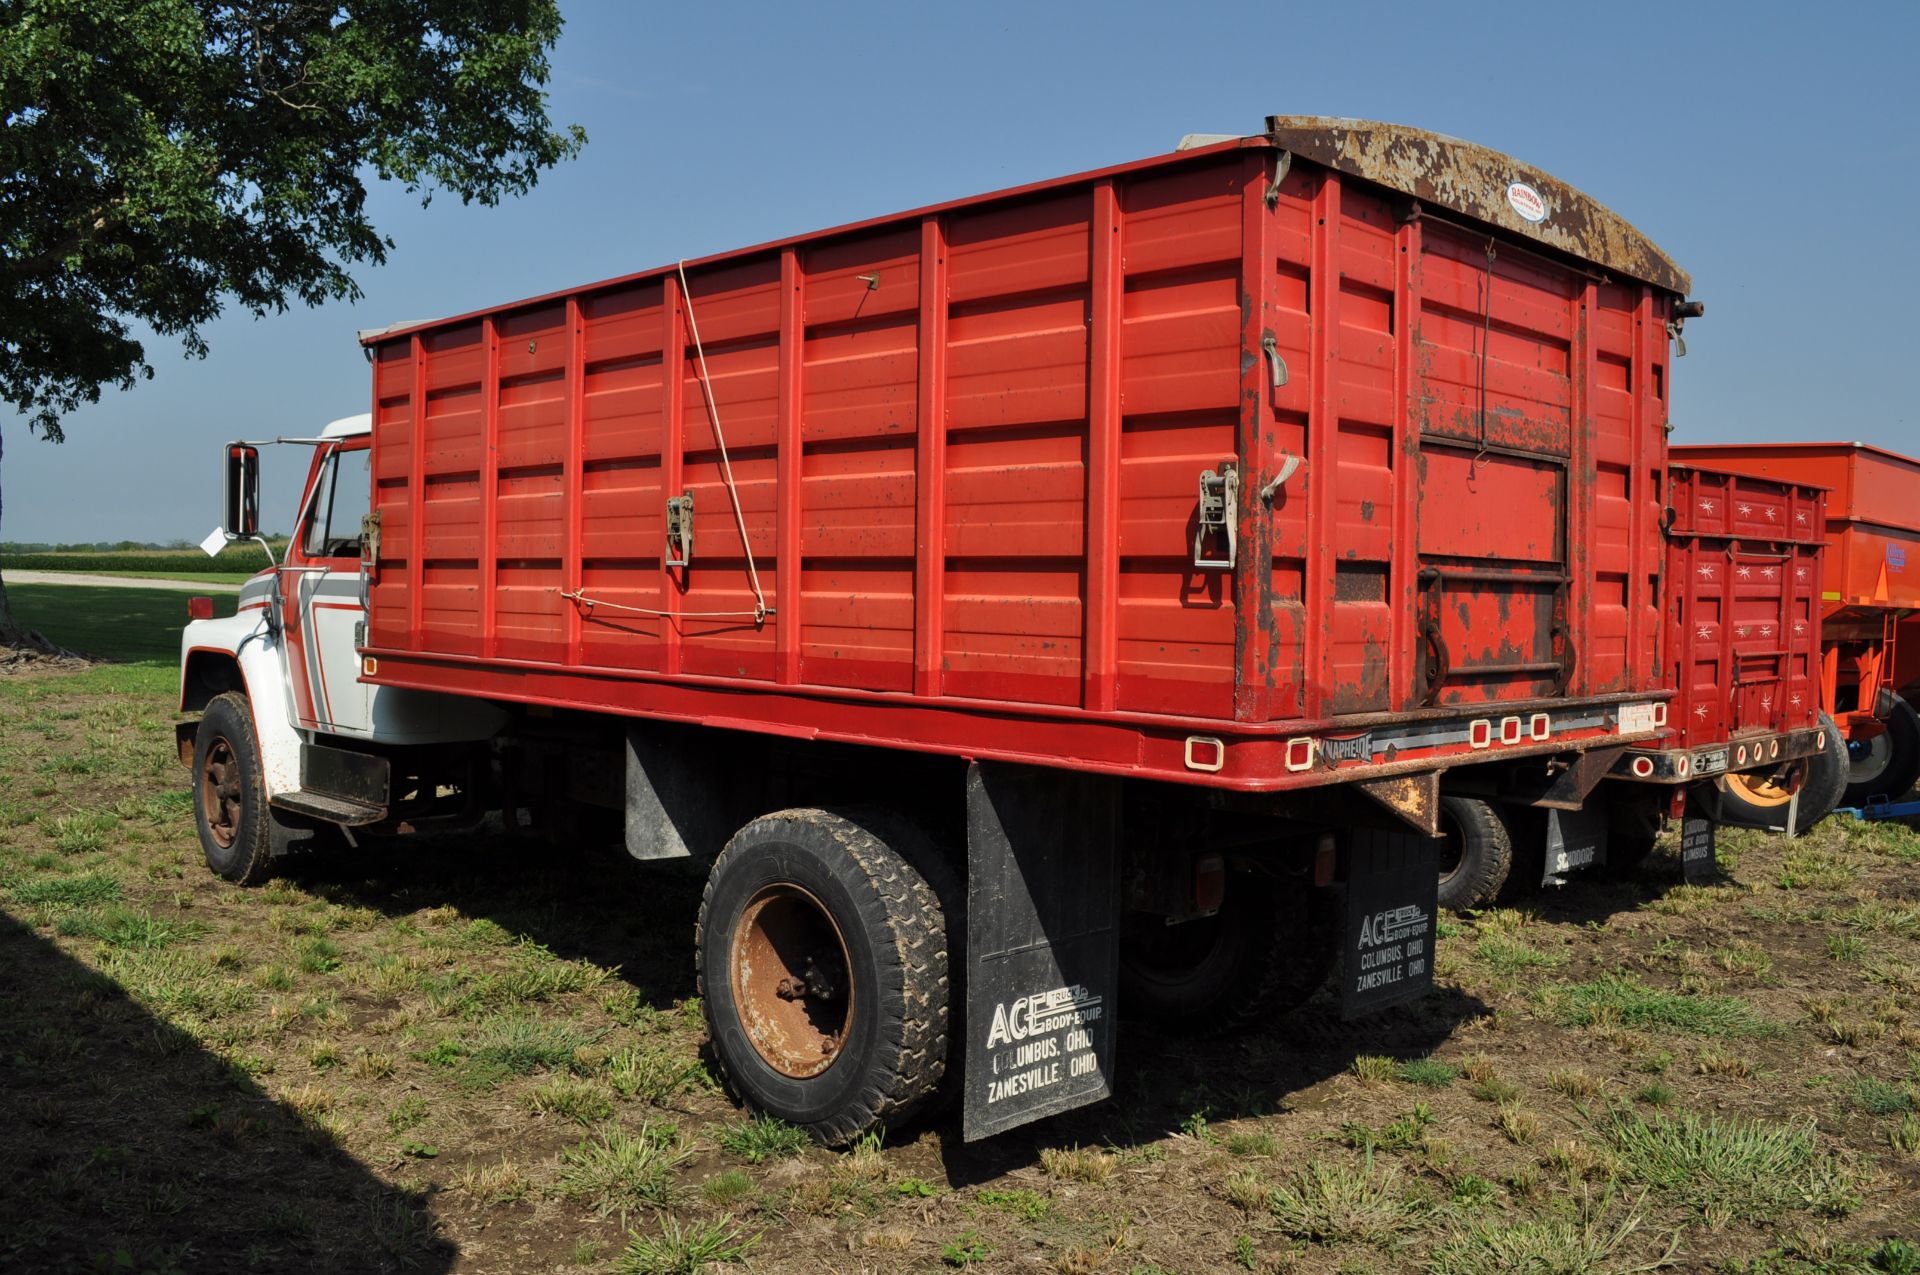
[1412,225,1574,707]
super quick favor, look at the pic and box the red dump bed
[1664,466,1825,749]
[359,119,1689,791]
[1672,442,1920,613]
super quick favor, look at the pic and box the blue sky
[8,0,1917,542]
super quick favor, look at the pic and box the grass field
[2,584,1918,1273]
[4,546,275,577]
[6,583,239,665]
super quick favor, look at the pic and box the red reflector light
[1631,756,1655,777]
[186,596,215,620]
[1192,853,1226,915]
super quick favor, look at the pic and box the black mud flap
[1681,802,1718,882]
[1540,805,1608,887]
[963,762,1120,1142]
[1341,828,1438,1020]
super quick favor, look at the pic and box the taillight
[1192,854,1226,915]
[187,597,215,620]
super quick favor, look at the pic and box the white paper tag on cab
[199,525,229,558]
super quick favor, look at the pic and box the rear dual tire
[1118,869,1337,1037]
[1435,796,1513,911]
[696,809,954,1145]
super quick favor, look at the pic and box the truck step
[271,789,386,826]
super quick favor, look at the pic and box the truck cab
[178,415,501,873]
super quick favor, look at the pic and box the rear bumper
[1608,724,1829,785]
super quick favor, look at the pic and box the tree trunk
[0,422,61,653]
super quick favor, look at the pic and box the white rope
[680,259,769,622]
[562,260,773,626]
[559,589,762,621]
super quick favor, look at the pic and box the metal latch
[665,493,694,568]
[1261,332,1288,388]
[1194,460,1239,570]
[359,510,381,574]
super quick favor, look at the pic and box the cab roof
[321,413,372,439]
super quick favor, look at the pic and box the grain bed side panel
[364,139,1682,760]
[370,154,1257,719]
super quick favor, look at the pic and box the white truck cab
[177,415,501,882]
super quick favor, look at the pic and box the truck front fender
[179,595,302,798]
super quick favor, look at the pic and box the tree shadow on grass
[282,829,1491,1185]
[0,909,455,1275]
[283,831,705,1018]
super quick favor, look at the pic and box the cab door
[283,444,374,735]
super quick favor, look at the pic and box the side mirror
[224,444,260,538]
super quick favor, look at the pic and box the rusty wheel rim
[200,736,244,849]
[1724,769,1793,809]
[730,884,854,1079]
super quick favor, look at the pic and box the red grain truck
[178,118,1820,1143]
[1673,442,1920,817]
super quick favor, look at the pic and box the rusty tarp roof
[1263,116,1691,296]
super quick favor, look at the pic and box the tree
[0,0,583,649]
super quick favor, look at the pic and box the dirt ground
[2,661,1918,1274]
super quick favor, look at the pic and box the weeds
[979,1187,1049,1221]
[556,1124,687,1219]
[1597,1104,1858,1221]
[1475,932,1568,977]
[716,1115,809,1164]
[11,871,121,907]
[1397,1057,1460,1088]
[454,1158,530,1205]
[1039,1144,1116,1185]
[1268,1154,1424,1244]
[613,1214,758,1275]
[1428,1186,1677,1275]
[1543,976,1777,1038]
[1852,1076,1915,1116]
[1498,1103,1543,1146]
[606,1044,706,1104]
[701,1170,754,1205]
[529,1075,615,1125]
[1350,1054,1396,1084]
[941,1230,988,1267]
[462,1014,601,1087]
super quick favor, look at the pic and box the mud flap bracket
[1354,772,1443,837]
[963,762,1121,1142]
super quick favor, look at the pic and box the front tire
[192,692,276,885]
[696,808,952,1145]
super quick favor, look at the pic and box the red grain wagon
[180,119,1815,1143]
[1673,441,1920,808]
